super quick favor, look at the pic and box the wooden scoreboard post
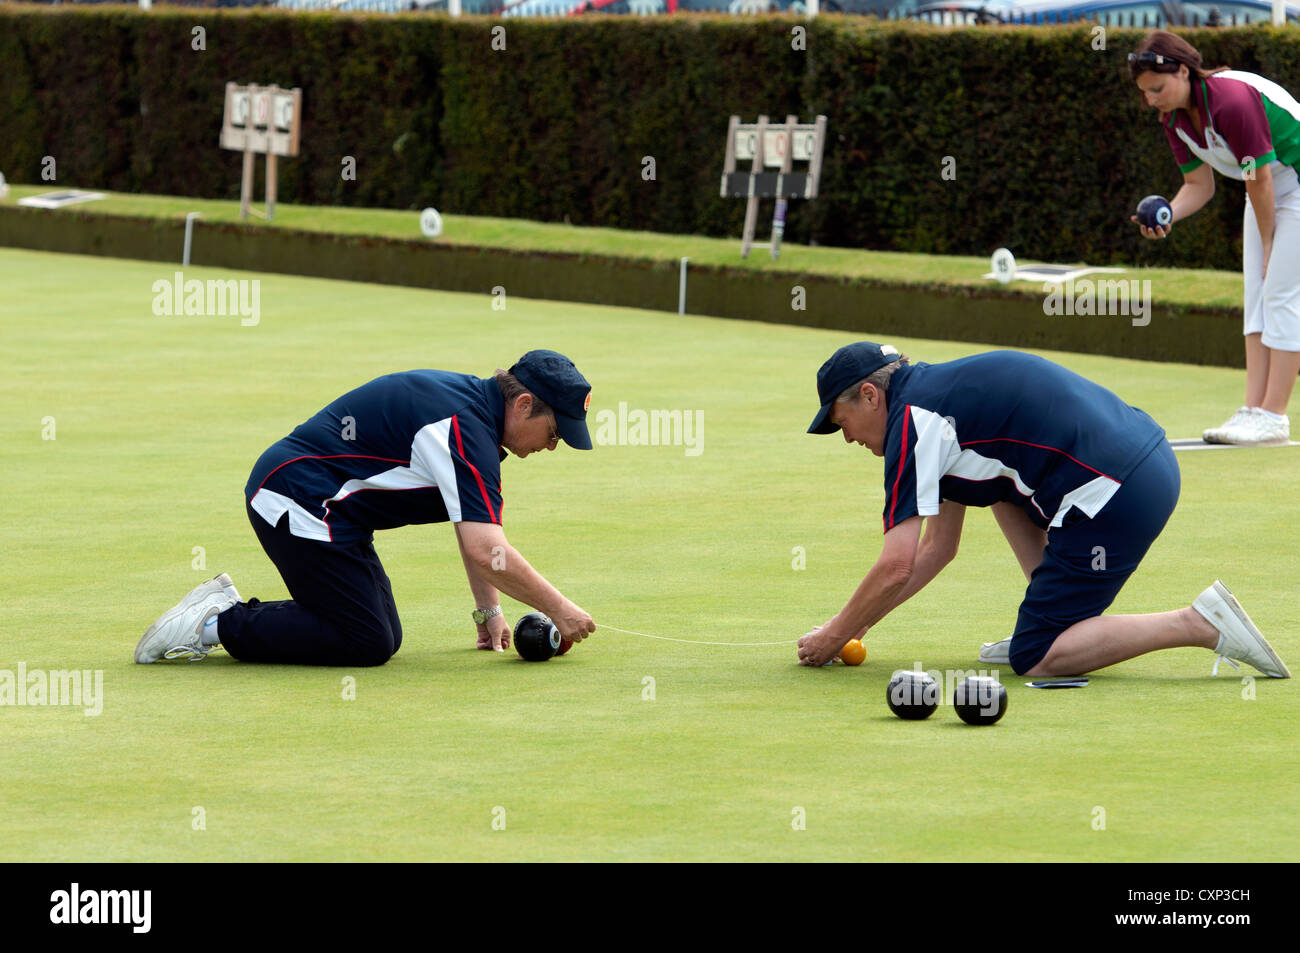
[220,82,303,222]
[720,114,827,259]
[739,114,767,260]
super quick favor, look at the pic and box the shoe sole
[1211,581,1291,678]
[1237,438,1291,448]
[1212,436,1290,447]
[135,573,236,664]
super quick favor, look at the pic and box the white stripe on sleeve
[409,419,461,523]
[910,406,964,517]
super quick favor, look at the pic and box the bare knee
[1023,643,1090,678]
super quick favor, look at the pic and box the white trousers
[1243,180,1300,351]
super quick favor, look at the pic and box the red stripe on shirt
[256,454,411,491]
[958,438,1116,481]
[886,406,911,530]
[451,415,499,524]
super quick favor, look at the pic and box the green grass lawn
[1,246,1295,861]
[2,183,1245,309]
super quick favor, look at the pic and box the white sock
[200,612,222,647]
[1254,408,1287,424]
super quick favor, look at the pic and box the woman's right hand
[1131,215,1172,240]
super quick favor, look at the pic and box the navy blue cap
[509,350,593,450]
[807,341,901,434]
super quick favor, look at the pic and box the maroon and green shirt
[1162,71,1300,184]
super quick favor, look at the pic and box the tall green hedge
[3,7,1299,270]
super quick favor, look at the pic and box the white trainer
[978,637,1011,664]
[1193,580,1290,678]
[1202,406,1253,444]
[135,573,241,663]
[1218,409,1290,446]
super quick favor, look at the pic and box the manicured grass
[1,247,1294,861]
[2,183,1244,309]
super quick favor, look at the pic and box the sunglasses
[548,414,560,445]
[1128,52,1179,67]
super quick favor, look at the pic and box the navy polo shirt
[880,352,1166,532]
[246,370,507,544]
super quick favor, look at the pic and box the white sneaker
[135,573,240,663]
[978,637,1011,664]
[1202,407,1253,444]
[1217,409,1290,446]
[1193,580,1290,678]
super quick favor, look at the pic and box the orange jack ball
[840,639,867,666]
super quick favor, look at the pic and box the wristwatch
[471,605,502,625]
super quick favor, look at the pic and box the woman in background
[1129,30,1300,445]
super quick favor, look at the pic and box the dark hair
[494,369,552,418]
[1128,31,1230,109]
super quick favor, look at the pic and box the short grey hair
[494,369,553,418]
[835,356,909,404]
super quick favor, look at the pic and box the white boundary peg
[182,212,201,266]
[679,256,688,315]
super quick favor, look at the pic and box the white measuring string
[598,622,798,647]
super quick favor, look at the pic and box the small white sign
[420,207,443,238]
[274,94,295,131]
[990,247,1016,285]
[734,127,818,166]
[254,92,271,127]
[221,83,302,158]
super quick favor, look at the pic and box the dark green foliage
[800,21,1284,270]
[2,9,1297,269]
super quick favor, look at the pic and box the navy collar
[477,376,508,461]
[886,362,918,411]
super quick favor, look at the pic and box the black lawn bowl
[954,676,1008,725]
[886,671,940,720]
[514,612,561,662]
[1135,194,1172,230]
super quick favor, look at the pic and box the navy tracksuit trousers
[217,502,403,666]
